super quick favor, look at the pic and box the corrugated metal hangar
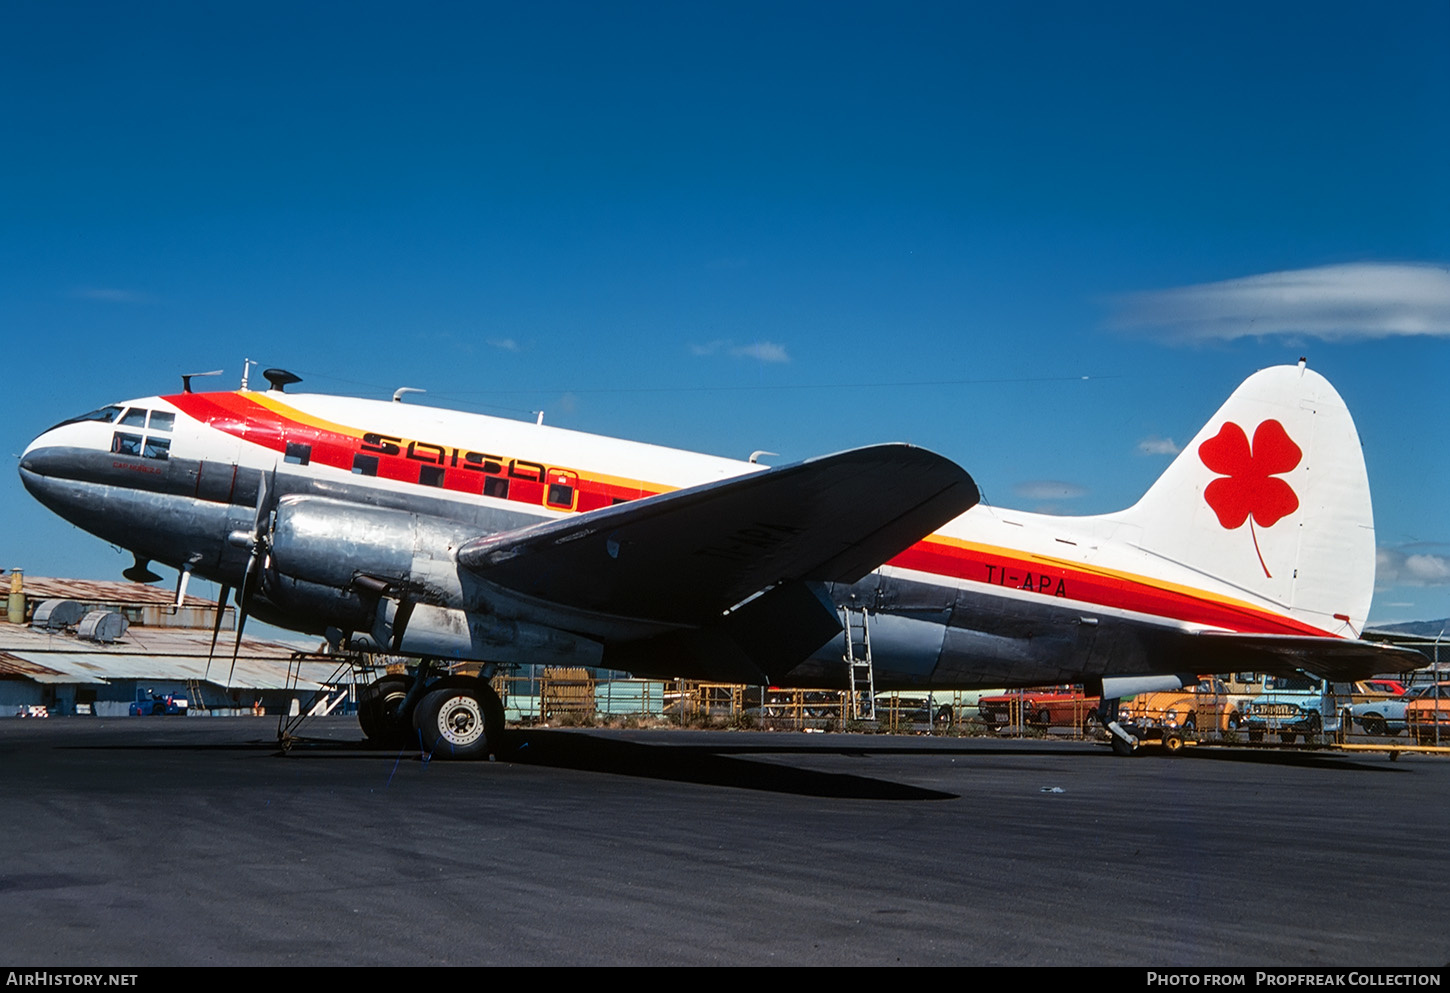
[0,571,349,717]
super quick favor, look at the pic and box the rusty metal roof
[0,652,77,683]
[0,623,349,691]
[2,574,216,610]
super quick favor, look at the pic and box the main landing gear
[357,668,508,760]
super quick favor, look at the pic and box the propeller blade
[223,463,276,687]
[254,467,274,533]
[227,601,248,689]
[227,547,259,688]
[204,583,232,680]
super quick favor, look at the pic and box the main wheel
[1111,733,1139,757]
[414,680,507,760]
[358,674,415,747]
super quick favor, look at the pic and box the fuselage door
[544,469,579,511]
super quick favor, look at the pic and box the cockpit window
[119,408,148,428]
[45,405,124,433]
[149,411,175,433]
[112,432,144,457]
[143,436,171,460]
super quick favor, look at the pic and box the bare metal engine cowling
[263,496,601,666]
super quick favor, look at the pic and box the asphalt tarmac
[0,717,1444,967]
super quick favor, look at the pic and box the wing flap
[457,443,977,625]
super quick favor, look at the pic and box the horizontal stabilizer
[457,443,977,626]
[1195,632,1428,682]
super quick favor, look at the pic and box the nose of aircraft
[20,427,60,476]
[18,426,81,503]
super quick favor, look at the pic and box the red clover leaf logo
[1198,419,1302,579]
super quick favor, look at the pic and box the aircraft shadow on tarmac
[419,730,959,800]
[60,729,954,799]
[64,728,1406,794]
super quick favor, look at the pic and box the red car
[977,686,1101,732]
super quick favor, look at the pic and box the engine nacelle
[263,495,603,666]
[267,495,473,604]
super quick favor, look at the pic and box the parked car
[1242,676,1355,742]
[1404,682,1450,745]
[1361,678,1408,698]
[129,692,189,716]
[1119,675,1266,732]
[872,693,955,724]
[1350,682,1439,736]
[977,686,1100,732]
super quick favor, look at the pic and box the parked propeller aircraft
[19,360,1420,757]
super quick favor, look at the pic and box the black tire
[1228,712,1242,730]
[1082,711,1102,737]
[1305,713,1322,737]
[357,674,415,747]
[1163,733,1184,755]
[1362,714,1386,736]
[1111,733,1138,757]
[1035,709,1051,727]
[413,679,507,760]
[1279,732,1297,744]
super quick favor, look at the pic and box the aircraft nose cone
[18,441,62,478]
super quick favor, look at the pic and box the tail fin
[1120,362,1374,636]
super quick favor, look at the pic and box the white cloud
[690,339,791,363]
[1137,436,1181,456]
[731,341,790,363]
[487,338,520,352]
[1376,544,1450,588]
[1109,263,1450,343]
[1013,480,1088,500]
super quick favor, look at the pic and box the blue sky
[3,1,1447,625]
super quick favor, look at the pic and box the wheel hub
[435,696,485,747]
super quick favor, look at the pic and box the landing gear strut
[1101,696,1140,756]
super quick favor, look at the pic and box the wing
[457,443,978,626]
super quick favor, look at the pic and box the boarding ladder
[842,606,875,720]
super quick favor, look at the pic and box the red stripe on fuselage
[889,541,1330,636]
[166,392,659,514]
